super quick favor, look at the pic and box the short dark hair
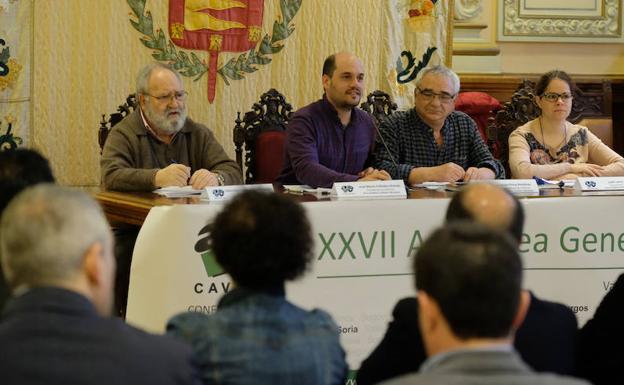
[322,54,337,77]
[534,70,575,96]
[445,187,524,243]
[414,222,522,339]
[0,149,55,213]
[210,191,313,290]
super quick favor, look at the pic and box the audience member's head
[0,149,55,213]
[0,185,115,315]
[445,183,524,243]
[414,222,527,356]
[210,191,313,290]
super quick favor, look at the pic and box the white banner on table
[126,196,624,370]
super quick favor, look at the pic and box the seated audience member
[101,62,241,191]
[0,185,199,385]
[167,191,348,385]
[509,69,624,179]
[276,52,390,188]
[577,272,624,385]
[374,65,504,184]
[378,223,588,385]
[357,184,578,385]
[0,148,55,310]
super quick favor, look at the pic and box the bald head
[446,184,524,243]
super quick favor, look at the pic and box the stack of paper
[153,186,203,198]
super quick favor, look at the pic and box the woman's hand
[570,163,605,177]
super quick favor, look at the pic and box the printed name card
[476,179,540,196]
[332,180,407,200]
[574,177,624,191]
[203,184,274,201]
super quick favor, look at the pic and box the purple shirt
[276,96,376,188]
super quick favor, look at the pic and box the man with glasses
[101,63,241,191]
[374,65,503,184]
[101,63,242,317]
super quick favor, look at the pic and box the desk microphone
[374,121,400,176]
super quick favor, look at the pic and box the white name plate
[575,177,624,191]
[203,184,274,202]
[473,179,540,196]
[332,180,407,200]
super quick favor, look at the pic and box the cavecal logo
[341,185,354,193]
[194,224,225,277]
[584,181,597,188]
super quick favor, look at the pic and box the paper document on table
[153,186,203,198]
[283,185,332,195]
[411,182,449,190]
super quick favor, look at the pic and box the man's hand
[358,167,375,178]
[189,169,219,189]
[423,162,465,183]
[571,163,605,177]
[464,167,495,181]
[154,164,191,187]
[358,169,391,182]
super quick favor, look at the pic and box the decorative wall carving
[500,0,622,42]
[454,0,483,21]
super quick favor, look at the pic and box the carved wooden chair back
[233,88,293,184]
[98,94,137,154]
[360,90,398,127]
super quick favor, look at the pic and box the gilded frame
[498,0,624,42]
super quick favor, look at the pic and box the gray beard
[144,106,187,135]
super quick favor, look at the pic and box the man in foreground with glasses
[101,63,241,191]
[374,65,503,185]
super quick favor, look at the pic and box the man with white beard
[101,63,241,191]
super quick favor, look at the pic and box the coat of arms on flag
[128,0,301,103]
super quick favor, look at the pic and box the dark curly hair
[534,69,575,96]
[210,191,313,290]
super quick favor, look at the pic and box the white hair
[135,62,183,96]
[0,184,111,289]
[415,65,461,95]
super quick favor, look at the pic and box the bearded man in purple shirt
[276,52,390,188]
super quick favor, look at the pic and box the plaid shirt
[374,109,504,181]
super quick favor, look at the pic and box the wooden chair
[454,91,501,146]
[487,80,613,176]
[233,88,293,184]
[360,90,398,126]
[98,94,137,153]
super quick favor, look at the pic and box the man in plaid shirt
[374,66,504,185]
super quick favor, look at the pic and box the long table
[95,188,624,370]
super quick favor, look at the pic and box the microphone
[374,120,400,177]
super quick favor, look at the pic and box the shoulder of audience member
[166,311,211,340]
[529,293,577,323]
[392,297,418,321]
[104,316,195,361]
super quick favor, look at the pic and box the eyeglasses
[416,87,456,104]
[540,92,572,102]
[144,91,188,103]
